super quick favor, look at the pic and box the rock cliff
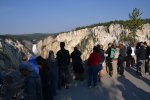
[0,23,150,70]
[36,23,150,60]
[0,39,31,70]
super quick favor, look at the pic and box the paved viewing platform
[55,67,150,100]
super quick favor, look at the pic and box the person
[56,42,70,89]
[46,51,58,96]
[0,72,3,97]
[71,47,84,81]
[36,56,54,100]
[126,43,134,68]
[19,54,43,100]
[0,72,3,86]
[28,44,39,75]
[148,45,150,75]
[97,44,105,81]
[135,42,141,73]
[130,43,136,66]
[106,43,115,77]
[87,46,101,88]
[143,42,150,74]
[105,43,112,75]
[117,43,126,75]
[137,42,147,76]
[109,44,116,77]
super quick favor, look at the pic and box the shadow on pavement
[55,80,111,100]
[117,76,150,100]
[125,67,150,86]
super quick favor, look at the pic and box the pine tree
[126,8,144,42]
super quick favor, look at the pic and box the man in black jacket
[137,42,147,76]
[56,42,70,89]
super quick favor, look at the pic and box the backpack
[127,46,132,55]
[114,48,119,59]
[110,48,115,59]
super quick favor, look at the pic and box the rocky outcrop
[0,23,150,70]
[136,23,150,43]
[35,23,150,60]
[0,39,31,70]
[36,28,90,58]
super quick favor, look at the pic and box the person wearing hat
[28,44,39,75]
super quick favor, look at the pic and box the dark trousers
[117,57,125,75]
[145,59,149,73]
[88,66,98,86]
[137,60,146,75]
[126,55,135,67]
[106,57,113,76]
[58,65,69,89]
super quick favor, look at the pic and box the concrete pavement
[54,67,150,100]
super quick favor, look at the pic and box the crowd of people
[18,41,150,100]
[106,42,150,76]
[19,42,84,100]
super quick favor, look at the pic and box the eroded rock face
[136,23,150,43]
[0,39,31,70]
[0,23,150,70]
[36,28,90,58]
[36,23,150,60]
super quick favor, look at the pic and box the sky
[0,0,150,35]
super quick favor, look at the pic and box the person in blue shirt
[19,53,43,100]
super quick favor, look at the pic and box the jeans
[88,66,98,86]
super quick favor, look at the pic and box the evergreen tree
[126,8,144,42]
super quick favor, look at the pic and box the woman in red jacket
[87,46,101,87]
